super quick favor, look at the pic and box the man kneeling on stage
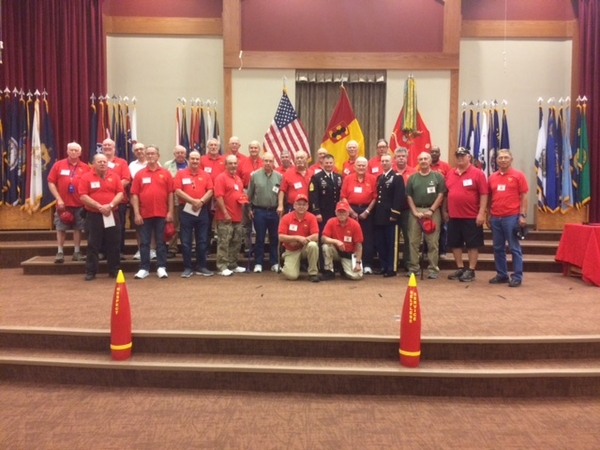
[320,201,364,281]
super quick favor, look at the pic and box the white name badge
[234,184,240,191]
[60,169,70,176]
[293,182,303,189]
[107,161,115,169]
[427,186,436,194]
[142,177,151,184]
[289,224,298,231]
[354,186,363,193]
[343,236,353,243]
[272,186,280,193]
[90,181,100,189]
[372,167,379,173]
[314,169,322,174]
[463,179,473,187]
[205,167,212,173]
[497,184,506,191]
[182,178,192,185]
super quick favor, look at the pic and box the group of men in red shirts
[49,136,528,286]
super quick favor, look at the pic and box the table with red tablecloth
[555,223,600,287]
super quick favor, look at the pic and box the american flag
[263,90,310,167]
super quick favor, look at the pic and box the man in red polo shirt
[342,140,359,177]
[320,201,364,281]
[368,139,391,177]
[214,154,248,276]
[278,150,313,214]
[275,150,293,175]
[226,136,246,164]
[78,154,124,281]
[278,194,320,282]
[47,142,90,263]
[487,149,529,287]
[200,138,226,254]
[130,145,174,280]
[340,157,377,274]
[102,138,132,259]
[174,150,214,278]
[308,148,328,174]
[237,140,264,253]
[443,147,488,282]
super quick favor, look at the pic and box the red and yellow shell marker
[399,273,421,367]
[111,270,132,360]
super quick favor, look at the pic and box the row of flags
[0,90,56,212]
[535,100,590,213]
[89,95,137,164]
[458,102,511,179]
[265,78,432,172]
[175,100,221,155]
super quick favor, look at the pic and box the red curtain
[0,0,105,160]
[579,0,600,222]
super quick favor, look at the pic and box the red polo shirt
[280,167,314,204]
[341,173,377,205]
[342,159,356,177]
[488,168,529,217]
[47,158,90,207]
[368,156,387,176]
[214,171,246,222]
[78,170,124,212]
[445,164,488,218]
[130,166,174,218]
[322,216,364,253]
[278,211,319,251]
[394,165,417,185]
[238,156,263,188]
[106,156,131,203]
[200,154,225,182]
[173,168,214,205]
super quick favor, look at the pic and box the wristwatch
[520,213,527,218]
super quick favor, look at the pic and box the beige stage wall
[107,36,571,219]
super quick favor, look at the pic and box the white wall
[106,36,224,163]
[459,38,572,217]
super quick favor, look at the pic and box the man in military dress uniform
[373,154,406,277]
[309,153,342,272]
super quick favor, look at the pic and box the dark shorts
[447,218,484,249]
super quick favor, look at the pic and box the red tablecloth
[555,223,600,287]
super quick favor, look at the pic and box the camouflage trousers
[216,220,243,271]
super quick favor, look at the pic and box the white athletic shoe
[150,249,157,260]
[253,264,263,273]
[133,250,141,260]
[363,266,373,275]
[233,266,247,273]
[271,264,280,272]
[157,267,168,279]
[134,269,149,279]
[219,269,233,277]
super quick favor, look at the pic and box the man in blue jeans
[487,149,529,287]
[247,152,282,273]
[174,151,214,278]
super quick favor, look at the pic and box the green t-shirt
[405,171,446,207]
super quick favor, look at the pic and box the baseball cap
[163,222,176,242]
[455,147,470,156]
[335,201,350,212]
[513,223,528,240]
[295,194,309,202]
[419,217,436,234]
[59,209,75,226]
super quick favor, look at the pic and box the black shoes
[489,275,510,284]
[309,275,320,283]
[508,278,522,288]
[448,268,466,280]
[383,271,397,278]
[321,270,335,281]
[84,273,96,281]
[459,269,475,282]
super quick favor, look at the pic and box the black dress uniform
[373,169,406,276]
[309,169,342,271]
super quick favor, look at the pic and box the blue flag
[534,105,547,211]
[500,108,510,150]
[545,107,560,212]
[488,108,500,176]
[458,108,467,148]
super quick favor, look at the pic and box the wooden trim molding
[443,0,462,54]
[104,16,223,36]
[448,70,460,161]
[224,51,459,70]
[223,69,232,142]
[462,20,575,39]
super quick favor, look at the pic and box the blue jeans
[490,214,523,281]
[140,217,167,270]
[252,208,279,266]
[179,207,209,270]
